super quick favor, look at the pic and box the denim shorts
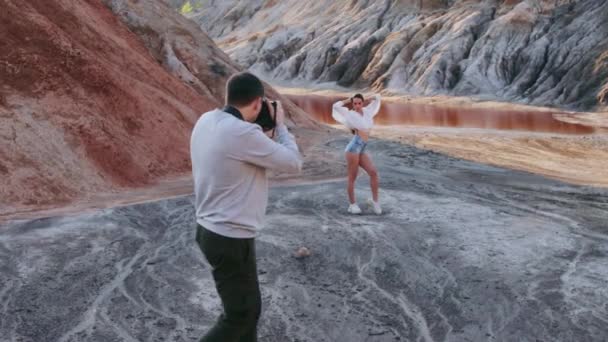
[345,135,367,154]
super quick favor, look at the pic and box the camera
[255,99,277,132]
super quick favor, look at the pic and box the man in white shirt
[191,72,302,341]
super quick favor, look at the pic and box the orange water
[285,94,595,134]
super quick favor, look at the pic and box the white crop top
[331,94,381,132]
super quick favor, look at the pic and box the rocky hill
[180,0,608,109]
[0,0,317,216]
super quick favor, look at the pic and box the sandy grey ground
[1,138,607,342]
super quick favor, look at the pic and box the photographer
[190,72,302,341]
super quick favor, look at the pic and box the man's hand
[263,98,284,139]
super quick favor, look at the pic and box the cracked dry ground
[1,138,607,342]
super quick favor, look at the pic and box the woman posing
[332,93,382,215]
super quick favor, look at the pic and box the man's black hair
[226,72,265,107]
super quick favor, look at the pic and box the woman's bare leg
[359,153,379,202]
[346,152,360,204]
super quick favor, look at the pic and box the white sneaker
[368,198,382,215]
[347,203,362,214]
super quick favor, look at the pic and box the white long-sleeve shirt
[190,109,302,238]
[331,94,381,131]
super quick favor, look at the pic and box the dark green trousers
[195,224,261,342]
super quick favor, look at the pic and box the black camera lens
[255,100,277,131]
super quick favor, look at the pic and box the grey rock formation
[105,0,322,129]
[178,0,608,109]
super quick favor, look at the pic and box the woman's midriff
[355,130,370,142]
